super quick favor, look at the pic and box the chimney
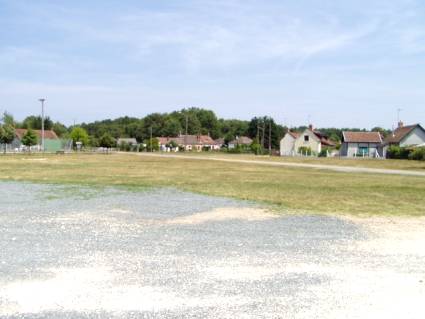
[308,124,313,130]
[398,121,404,129]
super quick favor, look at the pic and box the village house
[279,131,300,156]
[280,125,335,156]
[384,122,425,149]
[158,134,219,152]
[13,129,61,152]
[340,131,383,158]
[228,136,253,149]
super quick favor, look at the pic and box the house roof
[15,128,59,140]
[229,136,253,145]
[288,131,300,139]
[308,129,336,147]
[117,138,138,144]
[158,135,217,146]
[384,124,423,144]
[214,138,225,145]
[342,131,382,143]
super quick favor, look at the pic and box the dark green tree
[99,133,116,149]
[21,129,38,151]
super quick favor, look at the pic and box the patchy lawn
[0,153,424,215]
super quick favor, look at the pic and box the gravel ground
[0,182,424,318]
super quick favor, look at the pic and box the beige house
[280,125,335,156]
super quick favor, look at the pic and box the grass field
[1,153,424,215]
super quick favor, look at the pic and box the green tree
[21,129,38,151]
[163,117,182,137]
[99,133,116,149]
[0,124,16,153]
[144,137,159,152]
[2,112,15,127]
[22,115,53,130]
[70,127,89,146]
[52,122,68,137]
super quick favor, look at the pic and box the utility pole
[397,108,402,123]
[39,98,46,152]
[150,126,153,152]
[268,119,272,155]
[185,114,188,149]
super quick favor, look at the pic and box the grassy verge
[1,153,424,216]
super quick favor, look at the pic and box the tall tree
[0,124,16,153]
[21,115,53,130]
[70,127,89,146]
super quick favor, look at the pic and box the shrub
[298,146,312,156]
[318,148,329,157]
[408,147,425,161]
[386,145,411,159]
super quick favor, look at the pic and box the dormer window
[304,135,309,142]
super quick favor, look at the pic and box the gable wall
[400,127,425,146]
[280,134,296,156]
[294,130,321,154]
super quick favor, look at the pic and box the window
[304,135,309,142]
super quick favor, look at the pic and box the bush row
[387,146,425,161]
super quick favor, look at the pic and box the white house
[384,122,425,147]
[280,125,335,156]
[340,131,383,158]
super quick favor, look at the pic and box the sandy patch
[342,215,425,255]
[0,266,250,316]
[165,207,278,225]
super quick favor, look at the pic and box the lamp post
[39,98,46,152]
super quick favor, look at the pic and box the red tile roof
[157,135,217,146]
[287,131,300,139]
[15,129,59,140]
[342,131,382,143]
[384,124,423,144]
[310,129,336,147]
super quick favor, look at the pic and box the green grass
[1,153,424,216]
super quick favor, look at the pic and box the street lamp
[39,98,46,152]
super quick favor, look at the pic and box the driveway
[133,153,425,177]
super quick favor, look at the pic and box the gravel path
[0,182,424,318]
[133,152,425,177]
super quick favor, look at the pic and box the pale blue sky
[1,0,424,128]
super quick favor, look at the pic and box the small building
[228,136,253,149]
[340,131,383,158]
[13,129,61,152]
[281,125,335,156]
[117,138,138,146]
[158,134,219,152]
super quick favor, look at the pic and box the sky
[0,0,424,128]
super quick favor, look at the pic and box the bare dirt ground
[0,182,424,318]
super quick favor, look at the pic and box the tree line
[1,108,393,150]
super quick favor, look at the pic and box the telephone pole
[268,120,272,155]
[39,98,46,152]
[150,126,153,152]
